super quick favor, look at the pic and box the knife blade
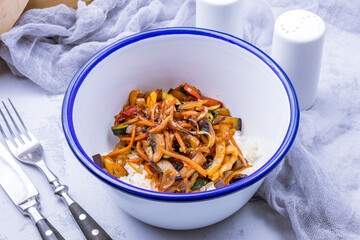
[0,143,64,240]
[0,142,38,206]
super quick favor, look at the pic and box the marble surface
[0,63,296,240]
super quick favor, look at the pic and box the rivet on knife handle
[35,219,65,240]
[22,198,64,240]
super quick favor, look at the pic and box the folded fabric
[0,0,197,93]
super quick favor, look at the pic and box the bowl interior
[65,28,296,199]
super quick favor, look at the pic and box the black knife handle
[35,219,65,240]
[69,202,112,240]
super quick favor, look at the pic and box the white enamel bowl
[62,28,299,230]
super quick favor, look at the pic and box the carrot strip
[181,110,199,118]
[148,115,171,133]
[137,120,157,127]
[119,117,139,126]
[128,162,143,174]
[224,165,252,185]
[230,135,247,167]
[174,131,187,153]
[107,124,137,157]
[163,130,173,151]
[144,165,154,178]
[128,157,144,163]
[136,141,150,161]
[121,132,148,141]
[159,147,207,177]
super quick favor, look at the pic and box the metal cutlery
[0,99,112,240]
[0,142,64,240]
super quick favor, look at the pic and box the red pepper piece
[183,83,201,99]
[200,96,224,107]
[114,105,137,125]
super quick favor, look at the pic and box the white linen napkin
[1,0,360,239]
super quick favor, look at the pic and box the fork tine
[1,100,29,145]
[0,123,16,149]
[0,105,19,143]
[8,98,31,135]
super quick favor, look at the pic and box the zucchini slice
[111,124,128,135]
[191,178,211,190]
[208,104,221,111]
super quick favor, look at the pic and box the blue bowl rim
[62,27,299,202]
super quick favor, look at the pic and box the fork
[0,99,112,240]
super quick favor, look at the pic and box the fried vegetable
[183,83,201,99]
[182,134,200,148]
[206,140,226,177]
[157,159,179,190]
[229,173,248,184]
[179,100,208,110]
[213,115,242,131]
[168,89,188,102]
[162,91,181,105]
[219,145,238,179]
[114,105,138,125]
[111,124,128,135]
[191,177,211,190]
[148,115,172,133]
[129,89,140,107]
[199,118,216,148]
[179,152,206,178]
[208,104,221,111]
[216,124,231,134]
[206,112,214,122]
[213,107,230,116]
[98,83,254,193]
[157,159,178,174]
[145,146,153,160]
[92,154,104,168]
[172,161,184,171]
[146,91,157,107]
[150,133,165,162]
[103,157,128,178]
[200,96,223,107]
[214,178,226,189]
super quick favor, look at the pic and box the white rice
[200,182,216,192]
[119,131,260,191]
[120,154,158,191]
[232,131,261,165]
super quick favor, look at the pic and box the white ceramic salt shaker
[196,0,243,38]
[271,10,325,111]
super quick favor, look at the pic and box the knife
[0,143,64,240]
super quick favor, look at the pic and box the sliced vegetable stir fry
[93,84,252,193]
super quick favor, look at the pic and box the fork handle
[69,202,112,240]
[35,162,112,239]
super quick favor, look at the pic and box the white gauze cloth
[0,0,272,93]
[1,0,360,239]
